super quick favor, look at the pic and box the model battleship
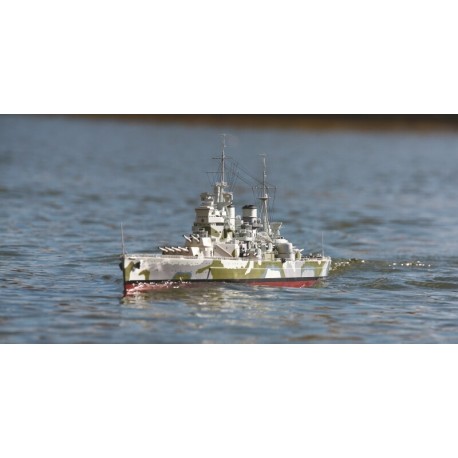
[120,140,331,293]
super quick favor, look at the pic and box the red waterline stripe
[124,278,321,293]
[248,279,318,288]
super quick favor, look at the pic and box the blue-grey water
[1,115,458,343]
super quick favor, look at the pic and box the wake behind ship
[120,139,331,293]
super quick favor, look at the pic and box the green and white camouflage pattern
[122,254,331,289]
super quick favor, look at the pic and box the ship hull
[122,255,331,294]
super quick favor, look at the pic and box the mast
[220,133,227,188]
[259,154,270,235]
[212,134,229,206]
[121,222,126,255]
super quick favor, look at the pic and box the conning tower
[192,136,233,241]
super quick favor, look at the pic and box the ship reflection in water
[120,284,339,344]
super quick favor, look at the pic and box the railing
[125,253,236,261]
[123,253,332,261]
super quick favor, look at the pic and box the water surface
[1,115,458,343]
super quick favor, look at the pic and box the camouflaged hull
[122,254,331,293]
